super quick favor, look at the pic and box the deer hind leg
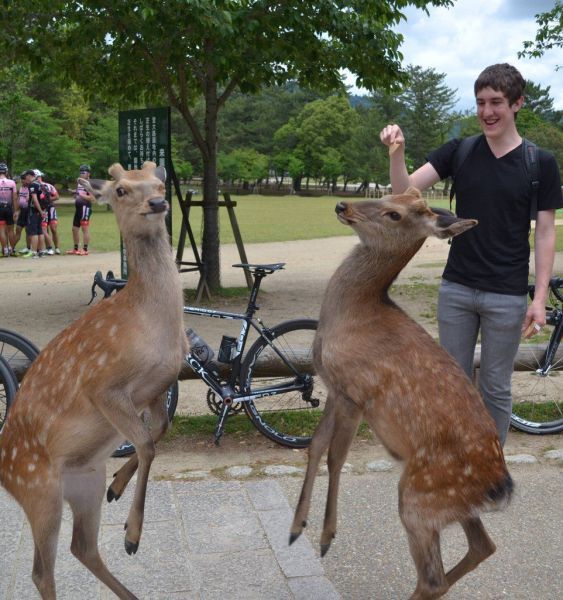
[64,465,138,600]
[108,391,171,502]
[290,393,336,545]
[445,516,496,588]
[320,397,363,556]
[95,391,158,555]
[24,480,63,600]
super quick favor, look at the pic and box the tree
[1,0,453,290]
[399,65,458,169]
[520,1,563,68]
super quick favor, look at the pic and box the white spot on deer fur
[463,465,473,476]
[448,488,456,497]
[16,475,24,487]
[97,353,108,367]
[109,324,118,337]
[23,440,30,450]
[27,463,36,472]
[11,447,17,460]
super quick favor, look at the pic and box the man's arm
[522,209,556,337]
[380,124,441,193]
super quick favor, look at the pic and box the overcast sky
[348,0,562,111]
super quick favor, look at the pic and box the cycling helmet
[0,163,8,173]
[33,169,44,177]
[79,164,91,173]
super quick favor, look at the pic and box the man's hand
[521,299,546,339]
[380,124,405,153]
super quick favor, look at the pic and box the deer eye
[116,187,126,197]
[387,211,401,221]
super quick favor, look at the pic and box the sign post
[118,107,171,277]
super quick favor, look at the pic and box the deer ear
[79,177,111,204]
[155,166,166,183]
[432,212,478,239]
[404,186,422,198]
[108,163,126,180]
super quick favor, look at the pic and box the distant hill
[349,94,372,108]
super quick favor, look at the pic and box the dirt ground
[2,235,561,476]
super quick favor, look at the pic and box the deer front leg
[96,392,156,555]
[290,394,336,545]
[108,391,171,502]
[321,398,363,556]
[445,517,496,587]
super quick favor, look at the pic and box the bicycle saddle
[232,263,286,274]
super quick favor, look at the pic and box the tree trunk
[201,83,221,291]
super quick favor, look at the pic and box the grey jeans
[438,279,528,445]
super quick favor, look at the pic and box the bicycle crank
[206,389,243,415]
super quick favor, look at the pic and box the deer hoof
[107,486,121,502]
[320,542,332,557]
[125,539,139,555]
[289,531,301,546]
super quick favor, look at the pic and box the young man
[34,169,60,254]
[67,164,94,255]
[0,163,17,257]
[380,63,562,445]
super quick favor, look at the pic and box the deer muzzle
[148,198,167,213]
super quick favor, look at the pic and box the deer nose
[335,202,347,214]
[149,198,167,213]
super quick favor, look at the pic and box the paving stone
[288,575,342,599]
[319,462,354,475]
[262,464,305,476]
[246,480,291,511]
[366,459,394,472]
[189,548,293,600]
[543,448,563,462]
[225,465,253,478]
[504,453,538,464]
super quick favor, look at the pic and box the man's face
[80,170,90,179]
[23,174,35,185]
[476,87,523,139]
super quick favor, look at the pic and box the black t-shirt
[28,182,43,215]
[428,136,562,295]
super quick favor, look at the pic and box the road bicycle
[91,263,325,455]
[510,276,563,434]
[0,328,40,430]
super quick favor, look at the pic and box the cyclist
[18,170,45,259]
[380,63,562,445]
[34,169,60,255]
[0,163,17,257]
[67,164,94,255]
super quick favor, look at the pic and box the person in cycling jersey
[0,163,17,257]
[33,169,60,255]
[18,170,45,259]
[67,164,94,256]
[380,63,562,446]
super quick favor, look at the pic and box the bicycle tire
[0,355,18,431]
[241,319,326,448]
[112,381,179,457]
[510,327,563,434]
[0,328,40,383]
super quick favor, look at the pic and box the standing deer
[290,188,514,599]
[0,161,187,599]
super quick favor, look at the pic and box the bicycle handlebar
[528,276,563,304]
[89,270,127,304]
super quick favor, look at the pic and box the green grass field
[46,194,455,253]
[49,194,563,254]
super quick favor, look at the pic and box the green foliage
[217,148,269,186]
[520,1,563,68]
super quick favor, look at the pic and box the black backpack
[449,135,540,220]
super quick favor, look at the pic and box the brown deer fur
[290,189,513,600]
[0,162,187,600]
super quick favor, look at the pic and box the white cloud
[347,0,562,111]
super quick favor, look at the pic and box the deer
[0,161,187,600]
[290,188,514,600]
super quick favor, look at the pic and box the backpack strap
[522,138,540,220]
[449,134,481,212]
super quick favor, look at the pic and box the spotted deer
[290,188,513,599]
[0,161,187,599]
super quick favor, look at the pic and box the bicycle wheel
[0,355,18,431]
[0,328,40,383]
[510,326,563,434]
[112,381,179,457]
[241,319,326,448]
